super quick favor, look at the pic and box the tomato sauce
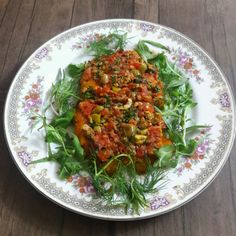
[74,50,171,174]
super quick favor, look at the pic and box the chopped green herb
[124,107,136,122]
[135,40,170,62]
[31,32,208,214]
[83,87,95,99]
[88,32,128,58]
[134,75,143,83]
[67,63,85,78]
[104,95,111,108]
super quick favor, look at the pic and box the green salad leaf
[31,32,208,214]
[87,32,128,57]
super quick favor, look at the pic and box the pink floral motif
[171,48,203,83]
[219,92,230,108]
[18,151,31,166]
[22,76,43,114]
[22,76,43,127]
[140,23,155,32]
[174,128,212,176]
[71,33,102,50]
[35,47,49,59]
[150,196,169,210]
[67,174,95,194]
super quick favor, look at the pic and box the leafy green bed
[31,33,206,213]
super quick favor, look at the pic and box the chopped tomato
[98,149,112,161]
[148,126,162,143]
[100,108,109,116]
[74,50,171,175]
[143,73,158,87]
[82,67,92,80]
[136,146,146,158]
[142,103,154,113]
[132,62,141,69]
[96,85,111,96]
[79,101,96,117]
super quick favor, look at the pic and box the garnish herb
[124,107,136,122]
[87,32,128,57]
[136,40,170,61]
[31,32,208,214]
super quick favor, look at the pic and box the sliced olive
[93,105,104,113]
[101,74,109,84]
[121,123,135,138]
[134,134,147,144]
[140,63,147,73]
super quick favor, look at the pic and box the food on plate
[32,33,205,213]
[75,50,171,174]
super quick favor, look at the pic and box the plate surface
[4,19,235,220]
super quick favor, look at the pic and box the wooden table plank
[0,0,10,26]
[0,0,22,78]
[70,0,134,27]
[134,0,159,22]
[0,0,75,235]
[0,0,36,91]
[159,1,236,236]
[221,0,236,228]
[62,1,135,235]
[114,1,184,236]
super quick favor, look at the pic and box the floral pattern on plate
[171,47,204,83]
[174,128,213,176]
[22,76,44,127]
[4,19,235,220]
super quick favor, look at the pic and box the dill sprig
[87,32,128,57]
[30,32,208,214]
[90,154,165,214]
[50,65,84,116]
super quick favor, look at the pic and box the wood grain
[0,0,236,235]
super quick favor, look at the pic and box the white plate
[4,19,235,220]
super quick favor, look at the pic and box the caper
[101,74,109,84]
[140,63,147,73]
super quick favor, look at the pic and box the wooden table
[1,0,236,235]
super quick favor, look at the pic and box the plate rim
[3,18,236,221]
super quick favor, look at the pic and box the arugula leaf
[154,145,178,168]
[148,53,167,70]
[50,69,80,115]
[141,40,170,52]
[177,139,198,156]
[31,33,206,214]
[67,63,85,78]
[50,109,75,128]
[90,154,165,214]
[59,160,83,179]
[30,156,53,164]
[136,40,170,61]
[136,41,153,62]
[72,134,84,160]
[88,32,128,57]
[45,125,65,144]
[166,77,188,89]
[186,125,211,133]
